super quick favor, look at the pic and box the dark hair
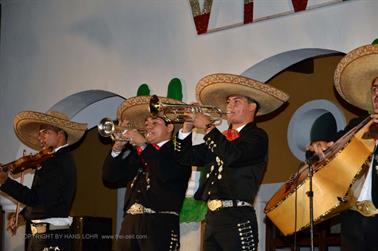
[372,77,378,85]
[246,97,260,115]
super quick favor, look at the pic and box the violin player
[0,111,87,251]
[306,43,378,251]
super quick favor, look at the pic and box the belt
[30,223,70,235]
[126,203,179,216]
[207,200,252,211]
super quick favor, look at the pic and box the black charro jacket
[176,121,268,204]
[102,141,192,214]
[0,146,77,220]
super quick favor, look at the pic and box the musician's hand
[182,121,194,133]
[193,113,212,130]
[112,119,130,152]
[306,141,334,158]
[125,130,146,147]
[0,164,8,185]
[371,112,378,124]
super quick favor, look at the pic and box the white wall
[0,0,377,250]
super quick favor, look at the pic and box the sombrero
[13,111,88,151]
[196,73,289,116]
[334,44,378,112]
[117,95,185,130]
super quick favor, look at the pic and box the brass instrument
[149,95,227,125]
[97,118,144,141]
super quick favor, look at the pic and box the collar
[156,140,169,148]
[54,144,68,153]
[231,121,255,133]
[234,124,246,132]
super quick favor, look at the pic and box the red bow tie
[222,129,240,141]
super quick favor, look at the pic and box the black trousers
[341,210,378,251]
[203,207,258,251]
[26,227,72,251]
[115,214,180,251]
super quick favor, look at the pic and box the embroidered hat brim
[196,73,289,116]
[14,111,88,151]
[334,44,378,112]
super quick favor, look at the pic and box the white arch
[48,89,123,120]
[242,48,342,82]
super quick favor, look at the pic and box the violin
[1,147,54,174]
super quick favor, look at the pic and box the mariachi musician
[307,43,378,251]
[0,110,87,251]
[177,73,289,251]
[102,96,192,251]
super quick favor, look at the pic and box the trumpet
[149,95,227,126]
[97,117,144,141]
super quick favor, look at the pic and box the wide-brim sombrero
[334,44,378,112]
[117,96,185,131]
[196,73,289,116]
[14,111,88,151]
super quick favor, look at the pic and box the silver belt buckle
[236,201,252,207]
[223,200,233,207]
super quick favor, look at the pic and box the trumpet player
[177,74,289,251]
[102,96,192,251]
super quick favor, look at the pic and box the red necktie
[152,144,160,151]
[222,129,240,141]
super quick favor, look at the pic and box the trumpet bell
[98,118,116,138]
[97,117,145,141]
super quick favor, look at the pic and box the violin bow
[11,172,23,235]
[9,150,26,236]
